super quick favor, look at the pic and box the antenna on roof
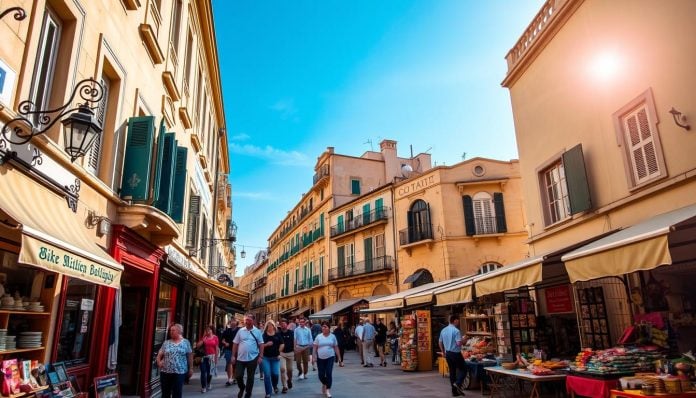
[462,152,467,160]
[364,139,374,151]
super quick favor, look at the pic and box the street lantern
[62,104,103,162]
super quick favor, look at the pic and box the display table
[609,389,696,398]
[486,366,567,398]
[464,358,497,392]
[566,375,619,397]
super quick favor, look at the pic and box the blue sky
[212,0,545,274]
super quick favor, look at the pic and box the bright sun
[588,51,622,82]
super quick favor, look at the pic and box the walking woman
[156,323,193,398]
[196,325,220,392]
[261,320,283,398]
[312,321,341,397]
[387,321,399,364]
[332,322,346,367]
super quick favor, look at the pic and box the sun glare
[588,51,622,82]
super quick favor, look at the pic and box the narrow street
[183,350,485,398]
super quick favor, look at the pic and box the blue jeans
[200,357,212,388]
[261,356,280,395]
[160,372,186,398]
[316,357,335,389]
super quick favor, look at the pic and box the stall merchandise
[399,317,418,371]
[571,347,664,375]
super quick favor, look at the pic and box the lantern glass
[62,105,102,162]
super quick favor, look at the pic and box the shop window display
[56,278,97,366]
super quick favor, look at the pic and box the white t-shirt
[314,333,338,360]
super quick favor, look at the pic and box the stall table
[609,390,696,398]
[463,358,497,392]
[566,374,620,398]
[486,366,567,398]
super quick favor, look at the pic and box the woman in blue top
[312,321,342,398]
[156,323,193,398]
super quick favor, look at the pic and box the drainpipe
[209,128,224,276]
[390,187,400,293]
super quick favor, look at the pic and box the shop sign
[544,285,574,313]
[20,236,121,287]
[0,57,17,106]
[396,174,439,199]
[80,298,94,311]
[165,245,193,270]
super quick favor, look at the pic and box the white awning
[0,168,122,287]
[472,255,544,296]
[368,278,468,310]
[309,298,365,319]
[561,204,696,283]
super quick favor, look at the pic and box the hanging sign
[544,285,574,313]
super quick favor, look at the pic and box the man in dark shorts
[221,318,239,386]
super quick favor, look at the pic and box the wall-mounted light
[86,210,111,237]
[669,107,691,131]
[1,78,104,162]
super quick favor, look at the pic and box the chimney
[380,139,399,182]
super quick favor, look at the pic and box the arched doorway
[372,284,391,296]
[412,268,434,288]
[338,289,352,300]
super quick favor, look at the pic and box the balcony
[328,255,393,281]
[162,42,181,101]
[313,164,329,185]
[330,206,389,238]
[398,224,433,246]
[265,293,277,302]
[473,216,504,235]
[139,0,165,64]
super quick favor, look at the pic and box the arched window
[473,192,496,234]
[403,200,432,244]
[479,262,503,274]
[412,269,434,288]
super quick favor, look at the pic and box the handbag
[194,346,206,358]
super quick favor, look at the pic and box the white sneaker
[298,374,304,380]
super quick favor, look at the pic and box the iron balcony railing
[265,293,276,302]
[330,206,389,237]
[251,276,267,290]
[313,164,329,185]
[328,255,393,281]
[473,216,502,235]
[398,224,433,245]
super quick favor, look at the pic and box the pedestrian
[387,321,399,364]
[354,319,364,365]
[332,322,346,366]
[221,318,240,386]
[312,321,342,398]
[261,320,282,398]
[231,313,264,398]
[360,318,376,367]
[438,314,467,397]
[278,319,295,393]
[293,318,312,379]
[310,319,322,371]
[156,323,193,398]
[195,325,220,392]
[375,318,388,366]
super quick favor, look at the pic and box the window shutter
[337,246,345,273]
[152,119,167,204]
[337,215,344,233]
[170,146,188,223]
[562,144,592,215]
[185,194,200,248]
[375,198,384,219]
[319,213,325,235]
[364,237,373,272]
[154,133,177,214]
[362,203,370,224]
[624,107,661,183]
[200,218,208,261]
[351,179,360,195]
[462,195,475,236]
[493,192,507,233]
[87,76,110,174]
[120,116,156,201]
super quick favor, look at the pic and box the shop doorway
[117,286,149,396]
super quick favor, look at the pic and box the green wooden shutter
[185,194,200,248]
[152,119,167,204]
[493,192,507,233]
[563,144,592,215]
[362,203,371,225]
[154,133,177,213]
[351,179,360,195]
[364,237,373,272]
[170,147,188,223]
[120,116,155,201]
[337,215,344,233]
[320,213,325,235]
[337,246,345,277]
[462,195,476,236]
[294,268,299,292]
[375,198,384,219]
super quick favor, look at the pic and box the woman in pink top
[196,325,220,392]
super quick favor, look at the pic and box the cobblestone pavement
[183,350,486,398]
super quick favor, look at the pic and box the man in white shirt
[231,313,264,398]
[354,319,364,365]
[293,318,313,379]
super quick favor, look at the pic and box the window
[351,178,360,195]
[319,255,324,282]
[345,243,354,267]
[185,192,200,248]
[472,192,496,234]
[56,278,97,365]
[538,144,591,226]
[479,262,502,274]
[183,30,193,91]
[30,9,62,126]
[374,233,385,258]
[170,0,183,52]
[613,88,666,188]
[401,199,432,244]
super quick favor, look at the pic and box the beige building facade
[503,0,696,349]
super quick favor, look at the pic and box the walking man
[360,318,376,367]
[278,319,295,393]
[221,318,240,386]
[438,315,466,397]
[354,319,364,365]
[231,313,264,398]
[294,318,312,380]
